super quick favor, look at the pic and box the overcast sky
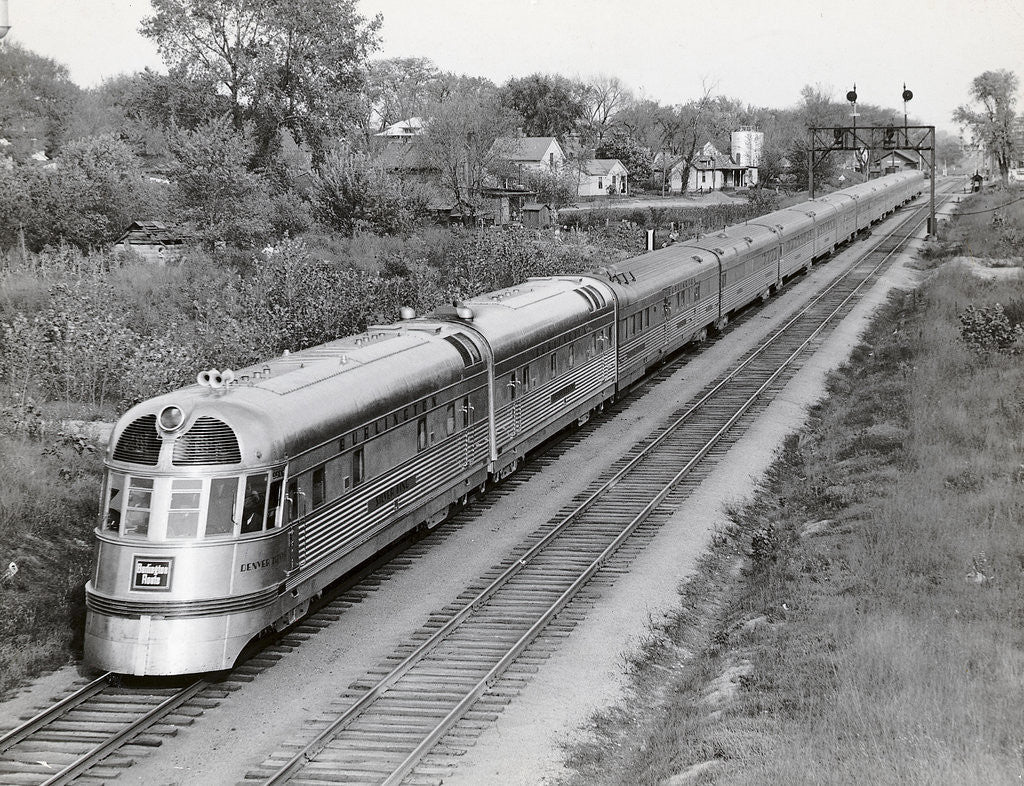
[5,0,1024,132]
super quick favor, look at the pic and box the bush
[957,303,1024,354]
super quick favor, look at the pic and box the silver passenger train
[86,171,924,674]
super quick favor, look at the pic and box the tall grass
[560,267,1024,783]
[0,432,101,697]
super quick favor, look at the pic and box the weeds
[958,302,1024,354]
[559,266,1024,783]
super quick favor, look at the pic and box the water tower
[731,126,764,185]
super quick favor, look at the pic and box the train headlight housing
[158,405,185,431]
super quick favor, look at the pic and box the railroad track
[0,187,952,785]
[241,191,955,785]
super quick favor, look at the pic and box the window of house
[598,177,603,190]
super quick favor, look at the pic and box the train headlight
[158,405,185,431]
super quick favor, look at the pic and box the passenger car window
[353,447,364,485]
[312,467,326,508]
[446,403,456,435]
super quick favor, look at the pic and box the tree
[418,93,520,219]
[498,74,586,139]
[355,57,442,143]
[953,69,1019,185]
[595,129,653,185]
[141,0,381,158]
[311,145,433,235]
[167,116,274,247]
[0,136,160,251]
[0,41,79,159]
[580,74,632,147]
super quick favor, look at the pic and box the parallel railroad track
[0,187,952,785]
[242,190,956,785]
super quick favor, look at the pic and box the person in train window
[241,476,268,533]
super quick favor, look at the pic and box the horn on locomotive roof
[399,306,416,320]
[455,306,474,320]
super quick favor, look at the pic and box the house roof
[585,158,626,176]
[501,137,562,163]
[114,221,185,246]
[874,149,922,164]
[375,117,424,137]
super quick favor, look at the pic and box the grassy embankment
[561,185,1024,783]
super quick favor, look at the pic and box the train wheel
[760,288,771,304]
[695,328,708,344]
[714,315,729,333]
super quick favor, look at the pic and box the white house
[669,142,749,193]
[499,136,566,173]
[374,117,424,140]
[577,158,628,197]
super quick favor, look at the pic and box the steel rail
[379,191,950,786]
[37,679,208,786]
[261,193,947,784]
[0,673,112,753]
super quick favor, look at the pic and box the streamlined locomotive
[85,171,923,674]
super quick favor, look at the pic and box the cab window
[206,476,238,536]
[267,479,283,528]
[241,474,268,534]
[123,477,154,538]
[104,472,125,532]
[166,478,202,538]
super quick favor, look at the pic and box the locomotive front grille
[112,415,161,465]
[86,584,278,619]
[172,417,242,465]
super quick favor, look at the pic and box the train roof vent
[172,417,241,465]
[443,333,482,367]
[112,415,161,465]
[574,284,607,311]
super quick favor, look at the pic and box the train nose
[84,590,250,675]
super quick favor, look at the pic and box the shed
[521,202,553,229]
[112,221,186,264]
